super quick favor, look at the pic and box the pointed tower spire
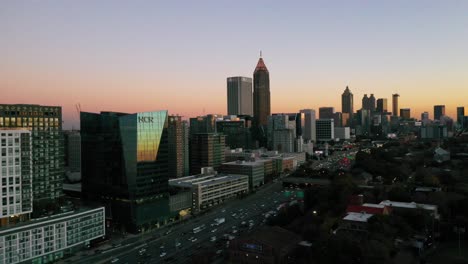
[260,50,262,58]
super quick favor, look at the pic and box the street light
[454,226,465,257]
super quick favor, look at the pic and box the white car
[111,258,119,263]
[160,245,165,249]
[211,228,217,233]
[175,242,181,247]
[191,238,198,242]
[160,252,167,258]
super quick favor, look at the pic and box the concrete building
[319,107,334,119]
[334,127,351,140]
[0,207,105,264]
[268,114,295,152]
[392,94,400,116]
[0,131,32,223]
[434,105,445,121]
[0,104,64,214]
[400,108,411,120]
[316,119,334,142]
[219,160,265,189]
[227,77,253,116]
[215,118,253,149]
[299,109,316,142]
[168,115,189,178]
[169,168,248,212]
[190,133,226,175]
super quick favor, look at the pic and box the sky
[2,1,468,129]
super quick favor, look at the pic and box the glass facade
[81,111,170,233]
[0,105,63,215]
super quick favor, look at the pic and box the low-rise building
[228,226,301,264]
[379,200,439,219]
[0,207,105,264]
[168,168,249,212]
[219,160,265,189]
[340,212,374,232]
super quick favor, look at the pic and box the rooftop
[169,173,248,188]
[379,200,438,211]
[343,212,374,222]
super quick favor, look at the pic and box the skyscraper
[434,105,446,121]
[0,104,63,214]
[369,94,376,112]
[341,86,354,126]
[362,94,369,110]
[299,109,317,142]
[227,77,253,116]
[400,108,411,120]
[64,130,81,173]
[253,54,270,127]
[81,110,170,233]
[421,112,430,125]
[190,133,226,175]
[457,107,465,125]
[319,107,334,119]
[392,94,399,116]
[168,115,189,178]
[376,98,388,113]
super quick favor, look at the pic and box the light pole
[454,226,465,257]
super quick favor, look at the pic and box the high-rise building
[457,107,465,125]
[64,130,81,173]
[227,77,253,116]
[190,133,226,175]
[362,94,369,110]
[421,112,430,125]
[168,115,189,178]
[299,109,316,142]
[434,105,446,121]
[0,130,32,223]
[392,94,400,116]
[253,54,270,128]
[400,108,411,120]
[333,112,343,128]
[189,114,221,135]
[319,107,334,119]
[0,104,64,214]
[216,118,253,149]
[369,94,376,112]
[341,86,354,125]
[316,119,335,142]
[376,98,388,113]
[81,110,170,233]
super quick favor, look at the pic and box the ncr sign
[138,116,154,123]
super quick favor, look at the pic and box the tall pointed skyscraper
[253,53,270,127]
[341,86,354,126]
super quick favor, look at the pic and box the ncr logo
[138,117,154,123]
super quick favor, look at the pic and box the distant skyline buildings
[319,107,334,119]
[341,86,354,126]
[392,94,400,116]
[253,55,271,127]
[376,98,388,113]
[434,105,446,121]
[227,76,253,116]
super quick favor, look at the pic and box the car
[160,252,167,258]
[188,237,194,241]
[211,228,217,233]
[111,258,119,263]
[191,238,198,242]
[232,230,238,234]
[160,245,165,249]
[221,209,226,213]
[175,242,181,247]
[216,249,223,255]
[210,236,216,242]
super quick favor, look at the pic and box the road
[61,180,289,264]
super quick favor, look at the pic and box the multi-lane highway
[61,180,289,264]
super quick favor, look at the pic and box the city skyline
[2,1,468,128]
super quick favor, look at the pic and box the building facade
[400,108,411,120]
[227,77,253,116]
[168,116,189,178]
[299,109,316,142]
[341,87,354,126]
[0,104,64,215]
[376,98,388,113]
[457,107,465,126]
[319,107,334,119]
[392,94,400,116]
[64,131,81,173]
[316,119,335,142]
[220,160,265,189]
[253,56,270,127]
[189,133,226,174]
[0,207,105,264]
[81,111,170,233]
[434,105,445,121]
[216,119,253,150]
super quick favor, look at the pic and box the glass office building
[0,105,63,216]
[81,111,170,233]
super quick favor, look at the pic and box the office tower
[64,130,81,173]
[392,94,400,116]
[216,118,253,149]
[168,115,189,178]
[0,130,32,223]
[369,94,376,112]
[434,105,446,121]
[319,107,334,119]
[341,86,354,125]
[376,98,388,113]
[400,108,411,119]
[421,112,430,125]
[0,104,63,214]
[299,109,316,142]
[189,114,221,134]
[356,109,371,136]
[457,107,465,125]
[253,54,270,127]
[362,94,369,110]
[268,114,296,152]
[227,77,253,116]
[333,112,343,127]
[190,133,226,175]
[316,119,335,142]
[81,111,170,233]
